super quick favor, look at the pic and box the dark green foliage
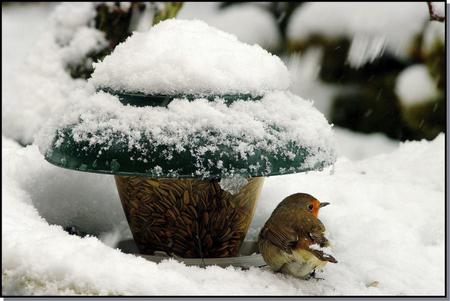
[290,23,444,141]
[330,82,408,140]
[290,36,410,84]
[322,44,409,85]
[302,36,415,140]
[401,96,445,140]
[425,41,445,90]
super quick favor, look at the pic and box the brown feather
[258,194,337,266]
[306,247,338,263]
[259,223,297,254]
[258,194,337,279]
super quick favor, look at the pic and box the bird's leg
[308,269,324,281]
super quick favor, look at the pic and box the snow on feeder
[39,19,336,260]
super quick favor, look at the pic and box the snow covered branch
[427,2,445,22]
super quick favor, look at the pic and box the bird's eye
[308,204,314,211]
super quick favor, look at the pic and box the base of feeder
[117,239,266,268]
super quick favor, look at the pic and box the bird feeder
[41,19,336,260]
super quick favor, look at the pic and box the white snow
[309,243,334,258]
[1,3,54,74]
[2,134,444,295]
[2,3,104,145]
[177,2,281,51]
[395,64,440,106]
[219,175,249,195]
[90,19,289,96]
[346,34,386,68]
[287,2,430,64]
[50,2,97,46]
[36,89,336,178]
[332,128,399,161]
[2,140,128,237]
[430,2,445,19]
[284,48,341,117]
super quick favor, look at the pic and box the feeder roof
[38,90,336,179]
[90,19,290,97]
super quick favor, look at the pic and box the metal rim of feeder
[44,88,333,179]
[98,87,264,107]
[118,239,266,268]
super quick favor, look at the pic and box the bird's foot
[307,270,324,281]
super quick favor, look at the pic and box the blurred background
[2,2,445,148]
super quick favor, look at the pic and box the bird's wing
[259,222,298,254]
[293,212,329,247]
[259,209,336,264]
[295,215,337,263]
[308,230,329,248]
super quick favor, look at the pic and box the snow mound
[287,2,429,64]
[395,64,440,106]
[90,19,289,96]
[36,89,336,178]
[2,134,444,295]
[2,139,127,237]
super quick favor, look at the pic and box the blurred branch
[95,2,146,51]
[427,2,445,22]
[153,2,183,25]
[69,2,183,79]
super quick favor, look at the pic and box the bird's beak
[319,202,330,208]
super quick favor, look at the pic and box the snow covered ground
[2,134,445,295]
[1,3,445,296]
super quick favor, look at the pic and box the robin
[258,193,337,279]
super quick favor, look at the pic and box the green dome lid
[99,88,263,107]
[38,19,337,179]
[40,90,336,179]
